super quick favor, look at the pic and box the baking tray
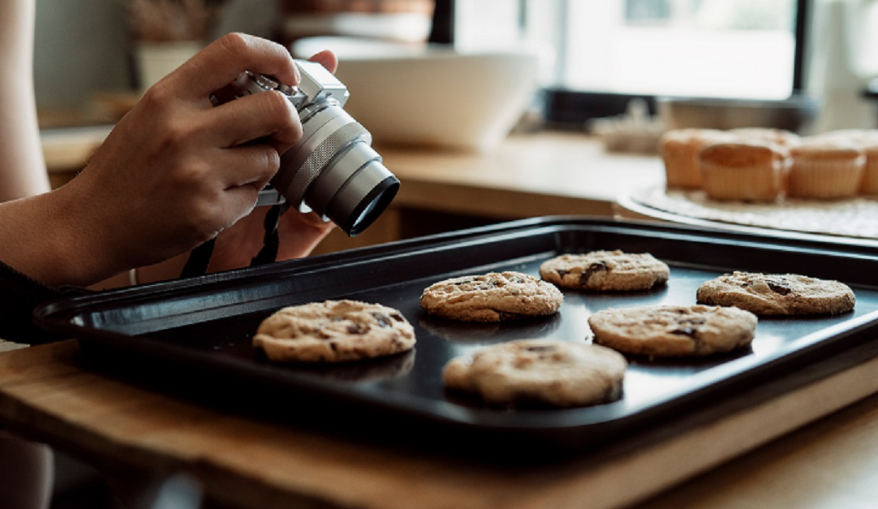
[33,217,878,455]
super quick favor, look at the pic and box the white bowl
[292,36,540,152]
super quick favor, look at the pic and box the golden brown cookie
[253,300,416,362]
[588,304,757,357]
[696,271,856,316]
[443,339,627,407]
[539,250,669,291]
[420,271,563,322]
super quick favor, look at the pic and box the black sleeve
[0,259,83,345]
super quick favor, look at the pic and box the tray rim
[32,216,878,447]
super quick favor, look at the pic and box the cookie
[588,304,757,357]
[443,339,627,407]
[539,250,670,291]
[419,271,563,322]
[253,300,416,362]
[696,271,856,316]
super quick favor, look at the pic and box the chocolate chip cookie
[539,250,670,291]
[253,300,416,362]
[588,304,757,357]
[696,271,856,316]
[443,339,627,407]
[420,271,563,322]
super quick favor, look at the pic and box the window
[451,0,806,123]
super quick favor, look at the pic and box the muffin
[809,130,878,195]
[787,138,865,199]
[698,140,791,202]
[660,129,736,189]
[729,127,801,148]
[860,140,878,195]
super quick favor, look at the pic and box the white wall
[34,0,132,108]
[32,0,282,109]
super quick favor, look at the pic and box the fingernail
[292,61,301,85]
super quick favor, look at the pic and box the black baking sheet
[34,217,878,454]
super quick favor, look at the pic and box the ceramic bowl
[292,37,540,152]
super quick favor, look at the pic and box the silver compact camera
[211,61,399,237]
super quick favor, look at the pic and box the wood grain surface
[2,340,878,509]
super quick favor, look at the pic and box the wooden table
[42,129,667,253]
[312,132,667,253]
[1,333,878,509]
[42,129,665,218]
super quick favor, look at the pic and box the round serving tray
[616,186,878,248]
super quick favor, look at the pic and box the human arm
[94,49,340,285]
[0,33,309,289]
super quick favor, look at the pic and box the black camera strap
[180,237,216,279]
[179,203,288,279]
[250,203,287,266]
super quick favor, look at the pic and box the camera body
[213,61,349,110]
[211,61,399,237]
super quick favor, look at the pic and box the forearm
[0,186,123,288]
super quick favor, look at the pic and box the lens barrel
[271,102,398,237]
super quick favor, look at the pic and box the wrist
[0,186,122,288]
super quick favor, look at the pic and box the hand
[203,49,339,273]
[92,48,340,285]
[46,33,308,286]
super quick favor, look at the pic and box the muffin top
[789,138,865,163]
[699,140,790,169]
[863,142,878,158]
[729,127,801,147]
[660,128,737,148]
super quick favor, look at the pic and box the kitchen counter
[42,128,667,252]
[318,132,667,253]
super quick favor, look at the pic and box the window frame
[431,0,809,127]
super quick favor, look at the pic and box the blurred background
[34,0,878,135]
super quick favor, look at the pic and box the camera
[211,61,399,237]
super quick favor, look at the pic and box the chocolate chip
[347,323,369,334]
[580,262,609,286]
[556,269,569,278]
[671,327,698,337]
[766,280,792,295]
[525,345,556,353]
[390,312,404,322]
[371,312,391,328]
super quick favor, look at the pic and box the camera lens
[327,163,399,236]
[271,102,399,237]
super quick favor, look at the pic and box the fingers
[206,89,303,151]
[210,143,281,190]
[169,33,300,100]
[307,50,338,74]
[276,210,337,260]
